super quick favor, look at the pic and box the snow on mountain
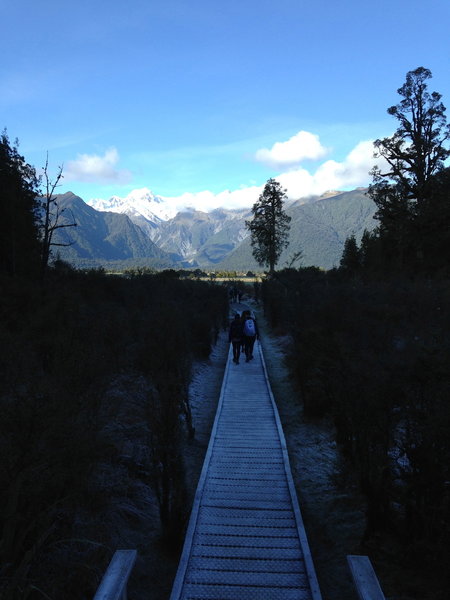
[87,188,178,223]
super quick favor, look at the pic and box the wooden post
[347,555,386,600]
[93,549,137,600]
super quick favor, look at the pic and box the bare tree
[40,155,77,276]
[285,250,303,269]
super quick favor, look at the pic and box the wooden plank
[93,549,137,600]
[169,343,323,600]
[347,555,386,600]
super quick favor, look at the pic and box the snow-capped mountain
[50,188,376,270]
[86,187,253,263]
[87,188,178,224]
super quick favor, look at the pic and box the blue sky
[2,0,450,211]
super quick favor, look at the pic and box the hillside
[218,189,376,271]
[153,207,251,266]
[50,192,175,269]
[49,189,377,271]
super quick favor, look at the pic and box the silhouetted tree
[339,234,360,272]
[40,156,77,277]
[371,182,413,269]
[369,67,450,270]
[419,166,450,272]
[359,229,381,271]
[372,67,450,204]
[246,178,291,276]
[0,130,41,277]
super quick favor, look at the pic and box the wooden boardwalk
[170,340,322,600]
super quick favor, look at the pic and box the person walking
[241,310,259,362]
[228,313,243,364]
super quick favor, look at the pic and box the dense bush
[0,268,228,599]
[262,269,450,592]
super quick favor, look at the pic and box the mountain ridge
[51,189,377,270]
[217,188,376,271]
[51,192,175,268]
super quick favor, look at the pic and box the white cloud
[277,140,380,199]
[164,139,379,212]
[88,137,383,215]
[164,185,263,213]
[254,130,329,170]
[65,147,132,184]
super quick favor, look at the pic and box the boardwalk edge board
[259,343,323,600]
[169,345,233,600]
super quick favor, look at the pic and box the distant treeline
[0,266,228,599]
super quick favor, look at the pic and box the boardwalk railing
[347,555,386,600]
[93,549,137,600]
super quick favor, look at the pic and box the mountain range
[51,188,377,271]
[51,193,174,269]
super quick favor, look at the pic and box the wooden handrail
[93,549,137,600]
[347,555,386,600]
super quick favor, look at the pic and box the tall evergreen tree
[245,178,291,275]
[0,131,41,278]
[359,229,381,271]
[371,67,450,205]
[369,67,450,270]
[339,234,361,272]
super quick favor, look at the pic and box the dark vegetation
[0,267,228,599]
[262,67,450,599]
[341,67,450,278]
[246,177,291,275]
[262,269,450,598]
[0,131,228,599]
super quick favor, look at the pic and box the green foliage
[246,178,291,274]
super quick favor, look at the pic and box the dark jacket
[229,319,243,342]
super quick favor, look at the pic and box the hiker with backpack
[241,310,259,362]
[228,313,244,364]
